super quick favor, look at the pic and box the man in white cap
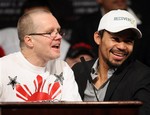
[72,9,150,115]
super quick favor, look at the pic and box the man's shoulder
[134,60,150,70]
[48,59,67,67]
[121,59,150,74]
[47,59,69,75]
[0,52,18,61]
[72,58,96,71]
[0,52,19,69]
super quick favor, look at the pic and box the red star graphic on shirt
[15,75,61,102]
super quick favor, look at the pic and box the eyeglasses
[27,30,65,39]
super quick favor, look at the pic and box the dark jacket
[72,58,150,115]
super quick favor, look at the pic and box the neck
[21,49,47,67]
[93,60,109,89]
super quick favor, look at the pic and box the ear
[24,35,34,47]
[94,31,101,45]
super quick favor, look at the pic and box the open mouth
[111,49,128,60]
[52,44,60,49]
[113,51,127,57]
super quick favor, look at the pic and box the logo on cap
[114,17,136,26]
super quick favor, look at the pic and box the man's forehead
[107,29,137,40]
[110,29,137,36]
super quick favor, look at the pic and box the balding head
[17,9,52,47]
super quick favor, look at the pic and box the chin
[54,54,60,59]
[107,61,123,68]
[48,54,60,60]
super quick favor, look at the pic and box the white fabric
[0,27,70,60]
[60,38,70,60]
[100,8,142,25]
[98,9,142,38]
[0,27,20,55]
[0,52,81,102]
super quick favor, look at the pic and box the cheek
[99,43,109,58]
[101,41,112,52]
[100,40,116,61]
[126,42,134,52]
[128,45,134,54]
[36,40,51,53]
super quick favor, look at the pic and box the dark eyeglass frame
[27,30,65,38]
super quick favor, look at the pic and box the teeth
[113,52,125,57]
[52,44,60,48]
[52,43,60,48]
[53,44,59,47]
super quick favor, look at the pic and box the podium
[0,101,142,115]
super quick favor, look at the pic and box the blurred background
[0,0,98,29]
[0,0,150,67]
[0,0,148,29]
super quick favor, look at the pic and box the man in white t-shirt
[0,9,81,102]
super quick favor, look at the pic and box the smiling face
[94,29,135,69]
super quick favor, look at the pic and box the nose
[54,31,62,40]
[116,42,127,50]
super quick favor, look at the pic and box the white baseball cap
[98,9,142,39]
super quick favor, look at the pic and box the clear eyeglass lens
[28,30,65,38]
[50,31,65,37]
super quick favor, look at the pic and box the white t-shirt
[0,52,81,102]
